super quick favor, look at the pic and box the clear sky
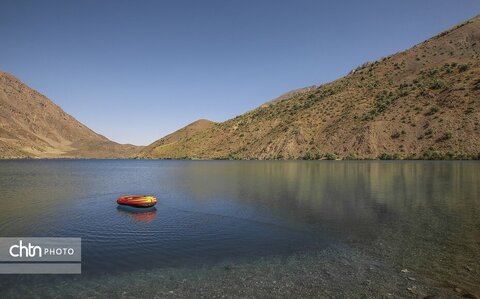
[1,0,479,145]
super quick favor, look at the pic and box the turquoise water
[0,160,479,297]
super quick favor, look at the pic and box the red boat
[117,195,157,208]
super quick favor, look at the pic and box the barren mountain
[0,71,141,158]
[141,16,480,160]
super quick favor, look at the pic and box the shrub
[361,90,400,120]
[436,132,453,142]
[302,151,315,160]
[429,80,446,90]
[391,131,401,139]
[425,106,440,116]
[426,69,438,77]
[405,153,417,160]
[473,80,480,91]
[324,153,337,160]
[344,153,357,160]
[421,150,477,160]
[378,153,401,160]
[302,151,324,160]
[422,150,444,160]
[458,64,470,72]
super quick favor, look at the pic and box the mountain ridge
[141,15,480,160]
[140,119,216,159]
[2,16,479,160]
[0,71,142,158]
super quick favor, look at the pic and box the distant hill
[0,71,142,158]
[140,119,215,159]
[141,16,480,160]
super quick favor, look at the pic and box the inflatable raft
[117,195,157,208]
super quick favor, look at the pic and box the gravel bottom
[1,244,475,298]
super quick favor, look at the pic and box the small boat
[117,195,157,208]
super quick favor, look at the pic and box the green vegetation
[375,151,480,160]
[302,151,321,160]
[362,90,398,120]
[458,64,470,72]
[436,131,453,142]
[344,153,358,160]
[425,106,440,116]
[324,153,337,160]
[421,150,479,160]
[301,151,337,160]
[140,17,480,162]
[378,153,401,160]
[361,80,418,121]
[429,80,446,90]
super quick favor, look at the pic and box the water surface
[0,160,479,297]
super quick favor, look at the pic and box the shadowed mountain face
[0,71,142,158]
[142,16,480,160]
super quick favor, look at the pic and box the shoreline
[1,157,480,161]
[0,245,473,298]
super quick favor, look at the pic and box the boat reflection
[116,205,157,223]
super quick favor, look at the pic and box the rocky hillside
[0,71,141,158]
[141,16,480,160]
[141,119,216,158]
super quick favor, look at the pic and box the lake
[0,160,479,298]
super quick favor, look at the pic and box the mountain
[0,71,142,158]
[141,16,480,160]
[140,119,216,159]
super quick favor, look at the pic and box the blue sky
[1,0,479,145]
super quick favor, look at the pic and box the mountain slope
[141,119,216,158]
[142,16,480,160]
[0,71,141,158]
